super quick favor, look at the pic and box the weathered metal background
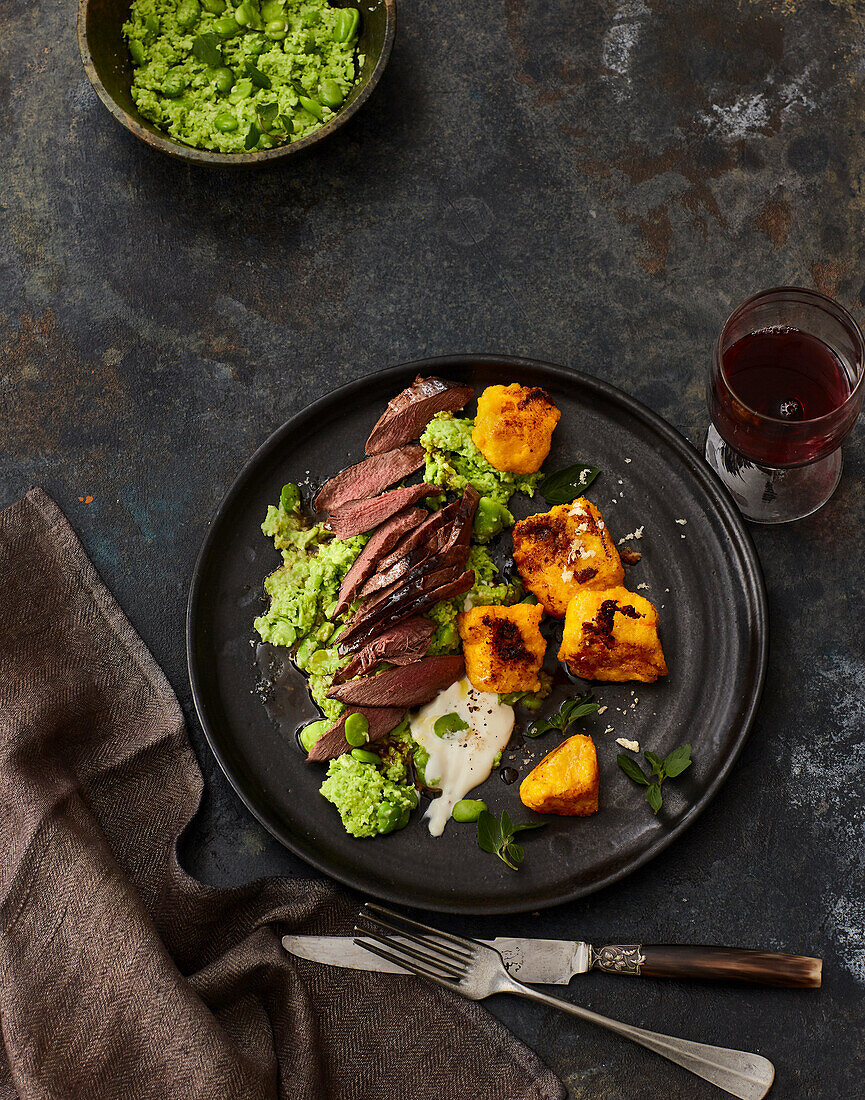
[2,0,863,1095]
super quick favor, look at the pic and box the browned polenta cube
[520,733,599,816]
[472,384,561,474]
[458,603,546,693]
[512,498,624,617]
[559,586,667,682]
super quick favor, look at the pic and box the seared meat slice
[314,445,425,514]
[328,483,436,540]
[359,485,479,599]
[376,499,462,572]
[366,376,475,454]
[338,568,475,654]
[328,656,465,707]
[331,617,436,684]
[305,706,406,763]
[332,507,427,617]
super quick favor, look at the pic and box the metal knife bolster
[588,943,823,989]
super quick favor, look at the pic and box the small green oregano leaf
[477,811,545,871]
[619,743,693,814]
[646,783,663,813]
[617,754,650,785]
[663,744,692,777]
[476,810,502,855]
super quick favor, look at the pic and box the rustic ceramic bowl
[77,0,396,166]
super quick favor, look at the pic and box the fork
[354,904,775,1100]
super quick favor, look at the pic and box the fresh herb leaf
[257,102,279,129]
[433,712,469,738]
[540,463,601,505]
[477,810,502,855]
[663,744,692,777]
[192,32,223,68]
[244,122,262,150]
[476,810,546,871]
[560,697,601,725]
[644,750,664,778]
[245,62,272,89]
[526,718,553,738]
[616,754,650,785]
[617,743,693,813]
[277,113,294,134]
[529,691,599,738]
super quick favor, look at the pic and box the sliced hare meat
[365,376,475,454]
[314,445,425,514]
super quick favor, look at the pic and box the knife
[283,934,822,988]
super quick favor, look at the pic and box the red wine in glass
[725,329,851,421]
[706,288,865,523]
[716,328,852,465]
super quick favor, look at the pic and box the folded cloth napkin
[0,489,565,1100]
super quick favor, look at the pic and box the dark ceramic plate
[187,355,768,914]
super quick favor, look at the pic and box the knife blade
[283,934,589,984]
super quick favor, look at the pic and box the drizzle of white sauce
[410,678,514,837]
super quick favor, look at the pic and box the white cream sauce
[410,678,514,836]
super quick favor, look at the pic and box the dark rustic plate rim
[186,354,768,913]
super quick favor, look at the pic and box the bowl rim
[77,0,396,167]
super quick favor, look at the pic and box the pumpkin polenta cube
[512,498,624,617]
[520,733,599,816]
[457,603,546,693]
[472,384,560,474]
[559,586,667,683]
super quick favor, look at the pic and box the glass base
[704,425,843,523]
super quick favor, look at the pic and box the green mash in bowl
[123,0,361,153]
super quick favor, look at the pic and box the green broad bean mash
[254,486,363,721]
[421,413,543,511]
[123,0,361,152]
[320,755,417,838]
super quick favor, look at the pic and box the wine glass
[705,287,865,523]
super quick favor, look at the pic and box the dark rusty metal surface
[1,0,863,1095]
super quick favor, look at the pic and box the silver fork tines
[353,903,775,1100]
[354,904,476,988]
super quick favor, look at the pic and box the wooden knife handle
[592,944,822,988]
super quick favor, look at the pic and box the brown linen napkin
[0,488,565,1100]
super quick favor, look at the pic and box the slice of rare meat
[376,499,462,573]
[338,569,475,654]
[305,706,406,763]
[332,507,427,618]
[365,376,475,454]
[331,617,436,684]
[358,486,479,600]
[328,483,437,540]
[314,445,425,514]
[328,655,466,707]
